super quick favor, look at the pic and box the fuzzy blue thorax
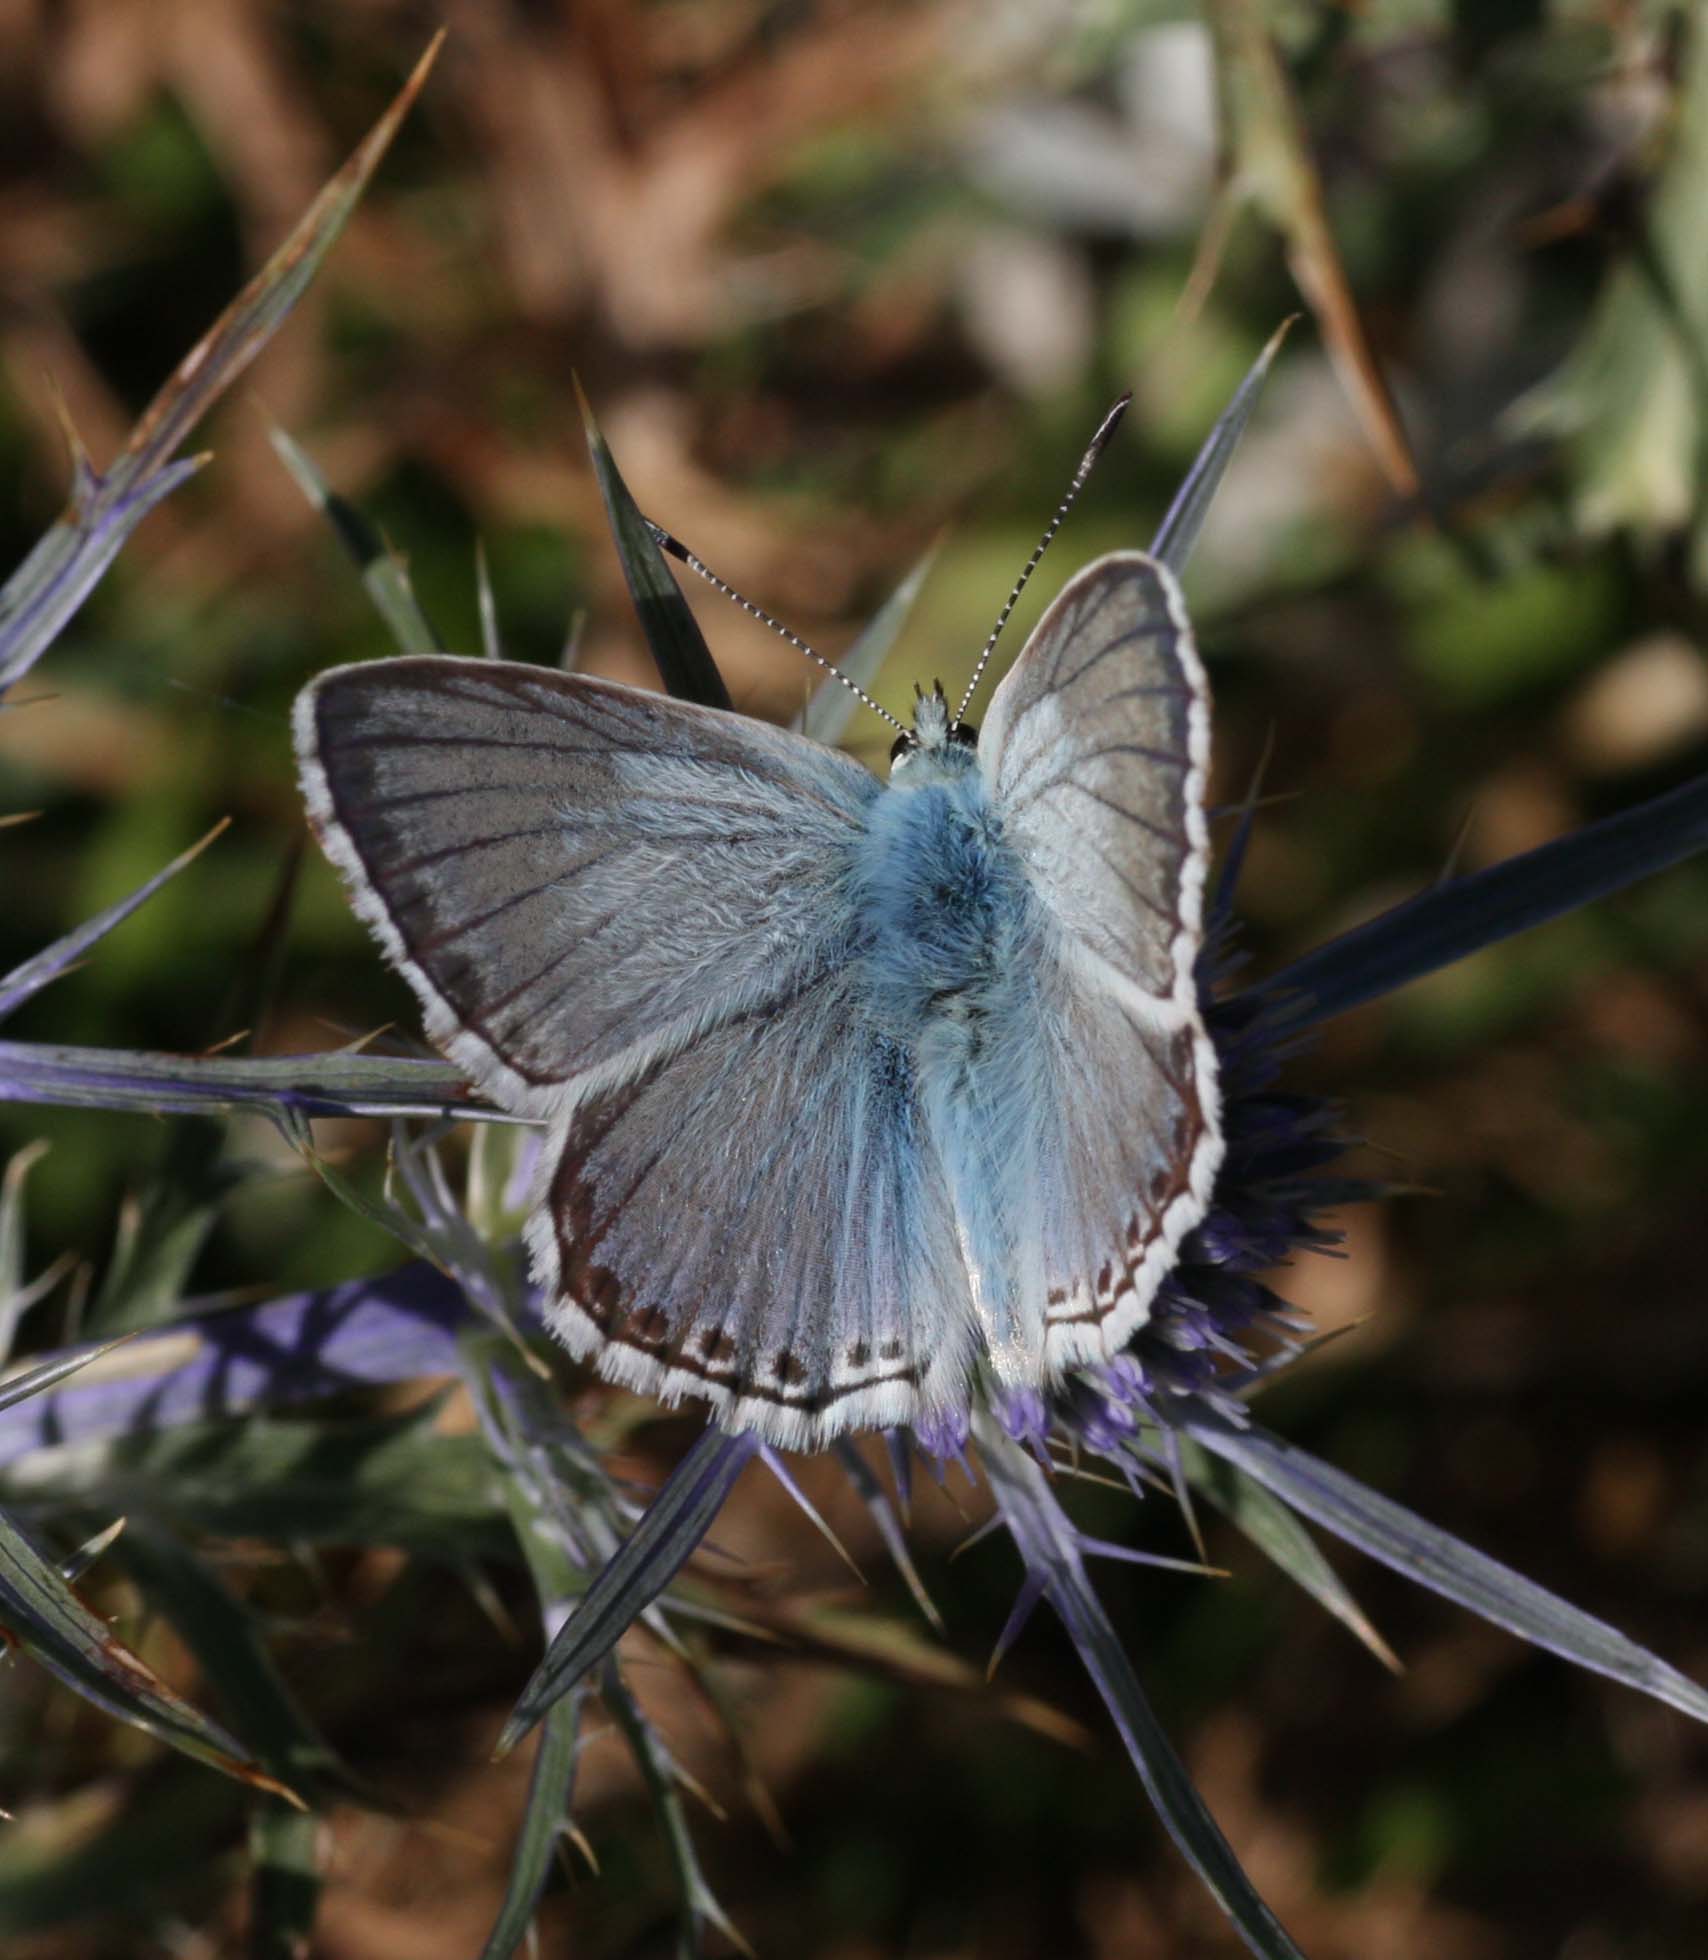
[862,729,1014,1029]
[867,678,1007,1031]
[858,701,1051,1381]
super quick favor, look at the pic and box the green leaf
[0,1142,65,1362]
[249,1801,324,1960]
[293,1127,447,1272]
[111,1523,342,1794]
[1178,1437,1398,1671]
[88,1119,247,1335]
[114,1530,335,1953]
[1517,14,1708,580]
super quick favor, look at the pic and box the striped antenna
[955,393,1131,724]
[644,520,907,735]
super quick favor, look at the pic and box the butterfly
[293,436,1223,1452]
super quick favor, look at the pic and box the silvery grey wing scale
[295,657,878,1119]
[975,552,1223,1362]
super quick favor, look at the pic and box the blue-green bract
[294,550,1221,1450]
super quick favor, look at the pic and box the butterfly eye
[950,721,978,749]
[889,733,915,767]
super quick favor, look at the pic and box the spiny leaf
[1177,1436,1399,1672]
[600,1660,752,1959]
[1243,766,1708,1029]
[1150,318,1295,579]
[0,1037,498,1126]
[0,1503,302,1805]
[0,821,230,1024]
[798,542,940,746]
[497,1425,760,1755]
[0,35,443,694]
[1191,1413,1708,1726]
[475,1693,583,1960]
[0,1334,140,1420]
[978,1420,1305,1960]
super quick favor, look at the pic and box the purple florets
[912,1405,971,1464]
[995,1386,1051,1450]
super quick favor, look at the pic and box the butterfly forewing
[296,658,877,1117]
[976,552,1222,1363]
[980,551,1210,1012]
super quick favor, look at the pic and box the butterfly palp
[891,679,977,770]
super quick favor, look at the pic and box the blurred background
[2,1,1708,1955]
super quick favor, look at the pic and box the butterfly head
[890,680,977,776]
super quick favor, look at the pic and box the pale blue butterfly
[293,411,1222,1451]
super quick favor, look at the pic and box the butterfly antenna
[955,393,1132,724]
[644,519,907,735]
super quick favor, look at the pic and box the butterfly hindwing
[530,964,977,1446]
